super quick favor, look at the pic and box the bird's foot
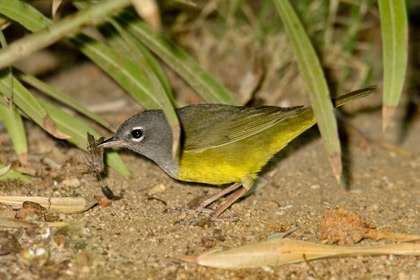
[163,206,213,214]
[164,205,241,226]
[176,213,241,226]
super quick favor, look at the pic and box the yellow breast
[176,113,316,185]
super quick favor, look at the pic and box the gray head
[98,110,178,177]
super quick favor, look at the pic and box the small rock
[62,176,80,188]
[147,183,166,195]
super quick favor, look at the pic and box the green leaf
[0,103,27,160]
[118,12,238,105]
[378,0,408,131]
[39,100,130,178]
[15,70,114,132]
[70,33,163,110]
[100,19,181,158]
[0,0,51,31]
[0,70,68,139]
[0,22,27,161]
[0,0,132,68]
[99,21,173,104]
[274,0,341,181]
[0,163,31,183]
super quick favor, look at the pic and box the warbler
[99,86,375,220]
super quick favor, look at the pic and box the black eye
[131,129,143,139]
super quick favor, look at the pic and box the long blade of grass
[102,18,180,158]
[0,0,146,173]
[1,0,174,111]
[0,0,51,31]
[274,0,341,182]
[0,103,27,162]
[378,0,408,131]
[98,21,173,103]
[0,163,31,183]
[174,238,420,268]
[39,100,130,178]
[117,12,238,105]
[70,33,162,110]
[15,69,114,132]
[0,196,87,213]
[0,0,132,68]
[0,70,69,139]
[0,28,28,162]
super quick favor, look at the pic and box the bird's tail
[333,85,376,108]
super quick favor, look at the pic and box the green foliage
[0,0,410,181]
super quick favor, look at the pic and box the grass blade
[70,33,162,109]
[0,70,69,139]
[98,21,173,103]
[118,12,238,105]
[39,100,130,178]
[0,28,27,163]
[0,163,31,183]
[101,18,181,158]
[378,0,408,131]
[0,103,27,162]
[0,0,132,68]
[15,69,114,132]
[0,0,51,31]
[0,196,87,213]
[274,0,341,182]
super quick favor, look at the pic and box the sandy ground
[1,57,420,280]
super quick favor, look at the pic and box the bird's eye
[131,129,143,139]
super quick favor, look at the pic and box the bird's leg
[194,182,242,211]
[209,186,249,220]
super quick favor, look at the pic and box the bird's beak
[97,137,127,148]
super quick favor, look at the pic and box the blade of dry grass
[130,0,161,31]
[0,196,88,213]
[0,217,36,228]
[174,238,420,268]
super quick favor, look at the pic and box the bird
[98,86,375,221]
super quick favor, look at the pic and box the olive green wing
[177,104,303,152]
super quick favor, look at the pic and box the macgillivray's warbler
[99,86,375,220]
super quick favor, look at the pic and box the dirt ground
[0,59,419,280]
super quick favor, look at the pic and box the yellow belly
[177,111,316,185]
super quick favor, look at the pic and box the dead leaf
[85,132,105,175]
[0,217,36,228]
[131,0,162,32]
[0,164,11,176]
[43,116,70,139]
[0,231,22,255]
[318,207,371,245]
[15,201,47,220]
[52,0,63,19]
